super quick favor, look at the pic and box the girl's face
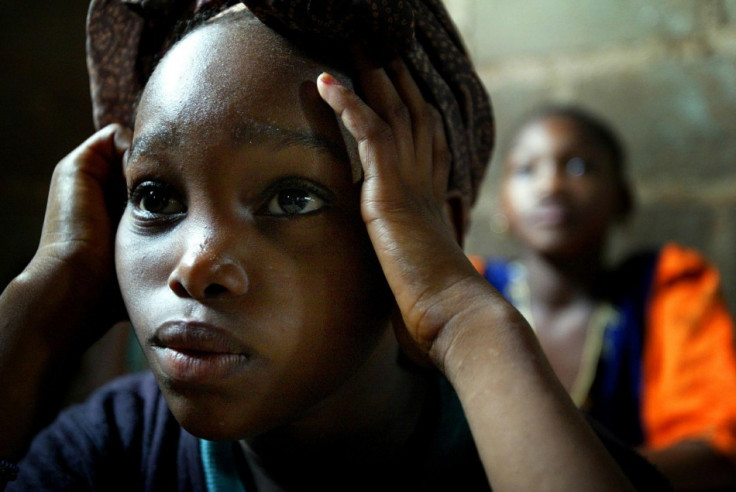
[116,17,394,440]
[501,115,625,259]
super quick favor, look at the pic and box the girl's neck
[521,246,606,311]
[240,330,432,490]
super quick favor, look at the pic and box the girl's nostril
[204,284,228,297]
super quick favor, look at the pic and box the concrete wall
[2,1,736,311]
[445,0,736,312]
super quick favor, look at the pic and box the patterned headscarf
[86,0,493,204]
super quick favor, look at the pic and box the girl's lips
[151,321,251,384]
[532,202,571,227]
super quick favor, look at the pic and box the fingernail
[319,72,343,87]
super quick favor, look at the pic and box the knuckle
[415,106,435,136]
[361,120,396,146]
[416,101,434,123]
[389,100,411,125]
[436,143,452,164]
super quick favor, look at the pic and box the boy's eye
[264,188,325,216]
[565,157,589,177]
[512,160,535,177]
[130,181,185,216]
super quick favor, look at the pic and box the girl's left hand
[319,59,638,492]
[316,58,486,365]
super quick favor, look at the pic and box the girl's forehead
[510,117,594,155]
[137,20,335,133]
[155,22,319,94]
[131,18,355,176]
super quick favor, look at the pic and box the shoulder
[12,372,203,490]
[27,372,165,454]
[609,243,719,300]
[653,242,719,287]
[78,370,163,413]
[55,371,171,449]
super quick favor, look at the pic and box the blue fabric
[483,260,514,300]
[481,252,660,447]
[200,440,246,492]
[9,372,489,491]
[9,360,669,489]
[9,372,206,491]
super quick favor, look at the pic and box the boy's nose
[168,230,249,300]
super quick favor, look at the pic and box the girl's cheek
[116,226,166,292]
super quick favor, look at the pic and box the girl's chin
[169,402,263,441]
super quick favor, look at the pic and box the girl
[1,2,664,490]
[473,105,736,490]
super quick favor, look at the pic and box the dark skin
[0,14,635,491]
[501,114,736,491]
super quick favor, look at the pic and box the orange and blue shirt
[471,243,736,460]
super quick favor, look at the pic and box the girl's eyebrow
[231,119,348,162]
[127,119,348,166]
[127,124,180,165]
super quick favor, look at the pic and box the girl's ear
[616,179,635,222]
[443,190,469,247]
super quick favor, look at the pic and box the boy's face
[116,18,394,440]
[501,116,624,259]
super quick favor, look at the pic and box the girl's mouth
[151,320,251,384]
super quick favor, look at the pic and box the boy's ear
[443,190,469,247]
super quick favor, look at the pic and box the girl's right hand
[0,124,131,460]
[316,60,485,368]
[25,123,131,346]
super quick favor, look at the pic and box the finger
[317,72,402,187]
[430,106,452,203]
[91,124,131,167]
[43,125,132,242]
[385,58,434,184]
[356,63,416,169]
[64,124,132,183]
[65,124,131,217]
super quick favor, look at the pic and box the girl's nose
[168,232,249,300]
[536,160,565,196]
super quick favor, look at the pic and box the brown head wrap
[86,0,494,204]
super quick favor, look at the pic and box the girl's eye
[565,157,589,177]
[264,188,326,217]
[129,181,185,216]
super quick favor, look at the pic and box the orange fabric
[642,243,736,460]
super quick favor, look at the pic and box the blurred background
[0,1,94,284]
[443,0,736,313]
[2,1,736,312]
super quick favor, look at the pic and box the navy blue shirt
[9,372,669,490]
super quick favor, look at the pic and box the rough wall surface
[444,0,736,312]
